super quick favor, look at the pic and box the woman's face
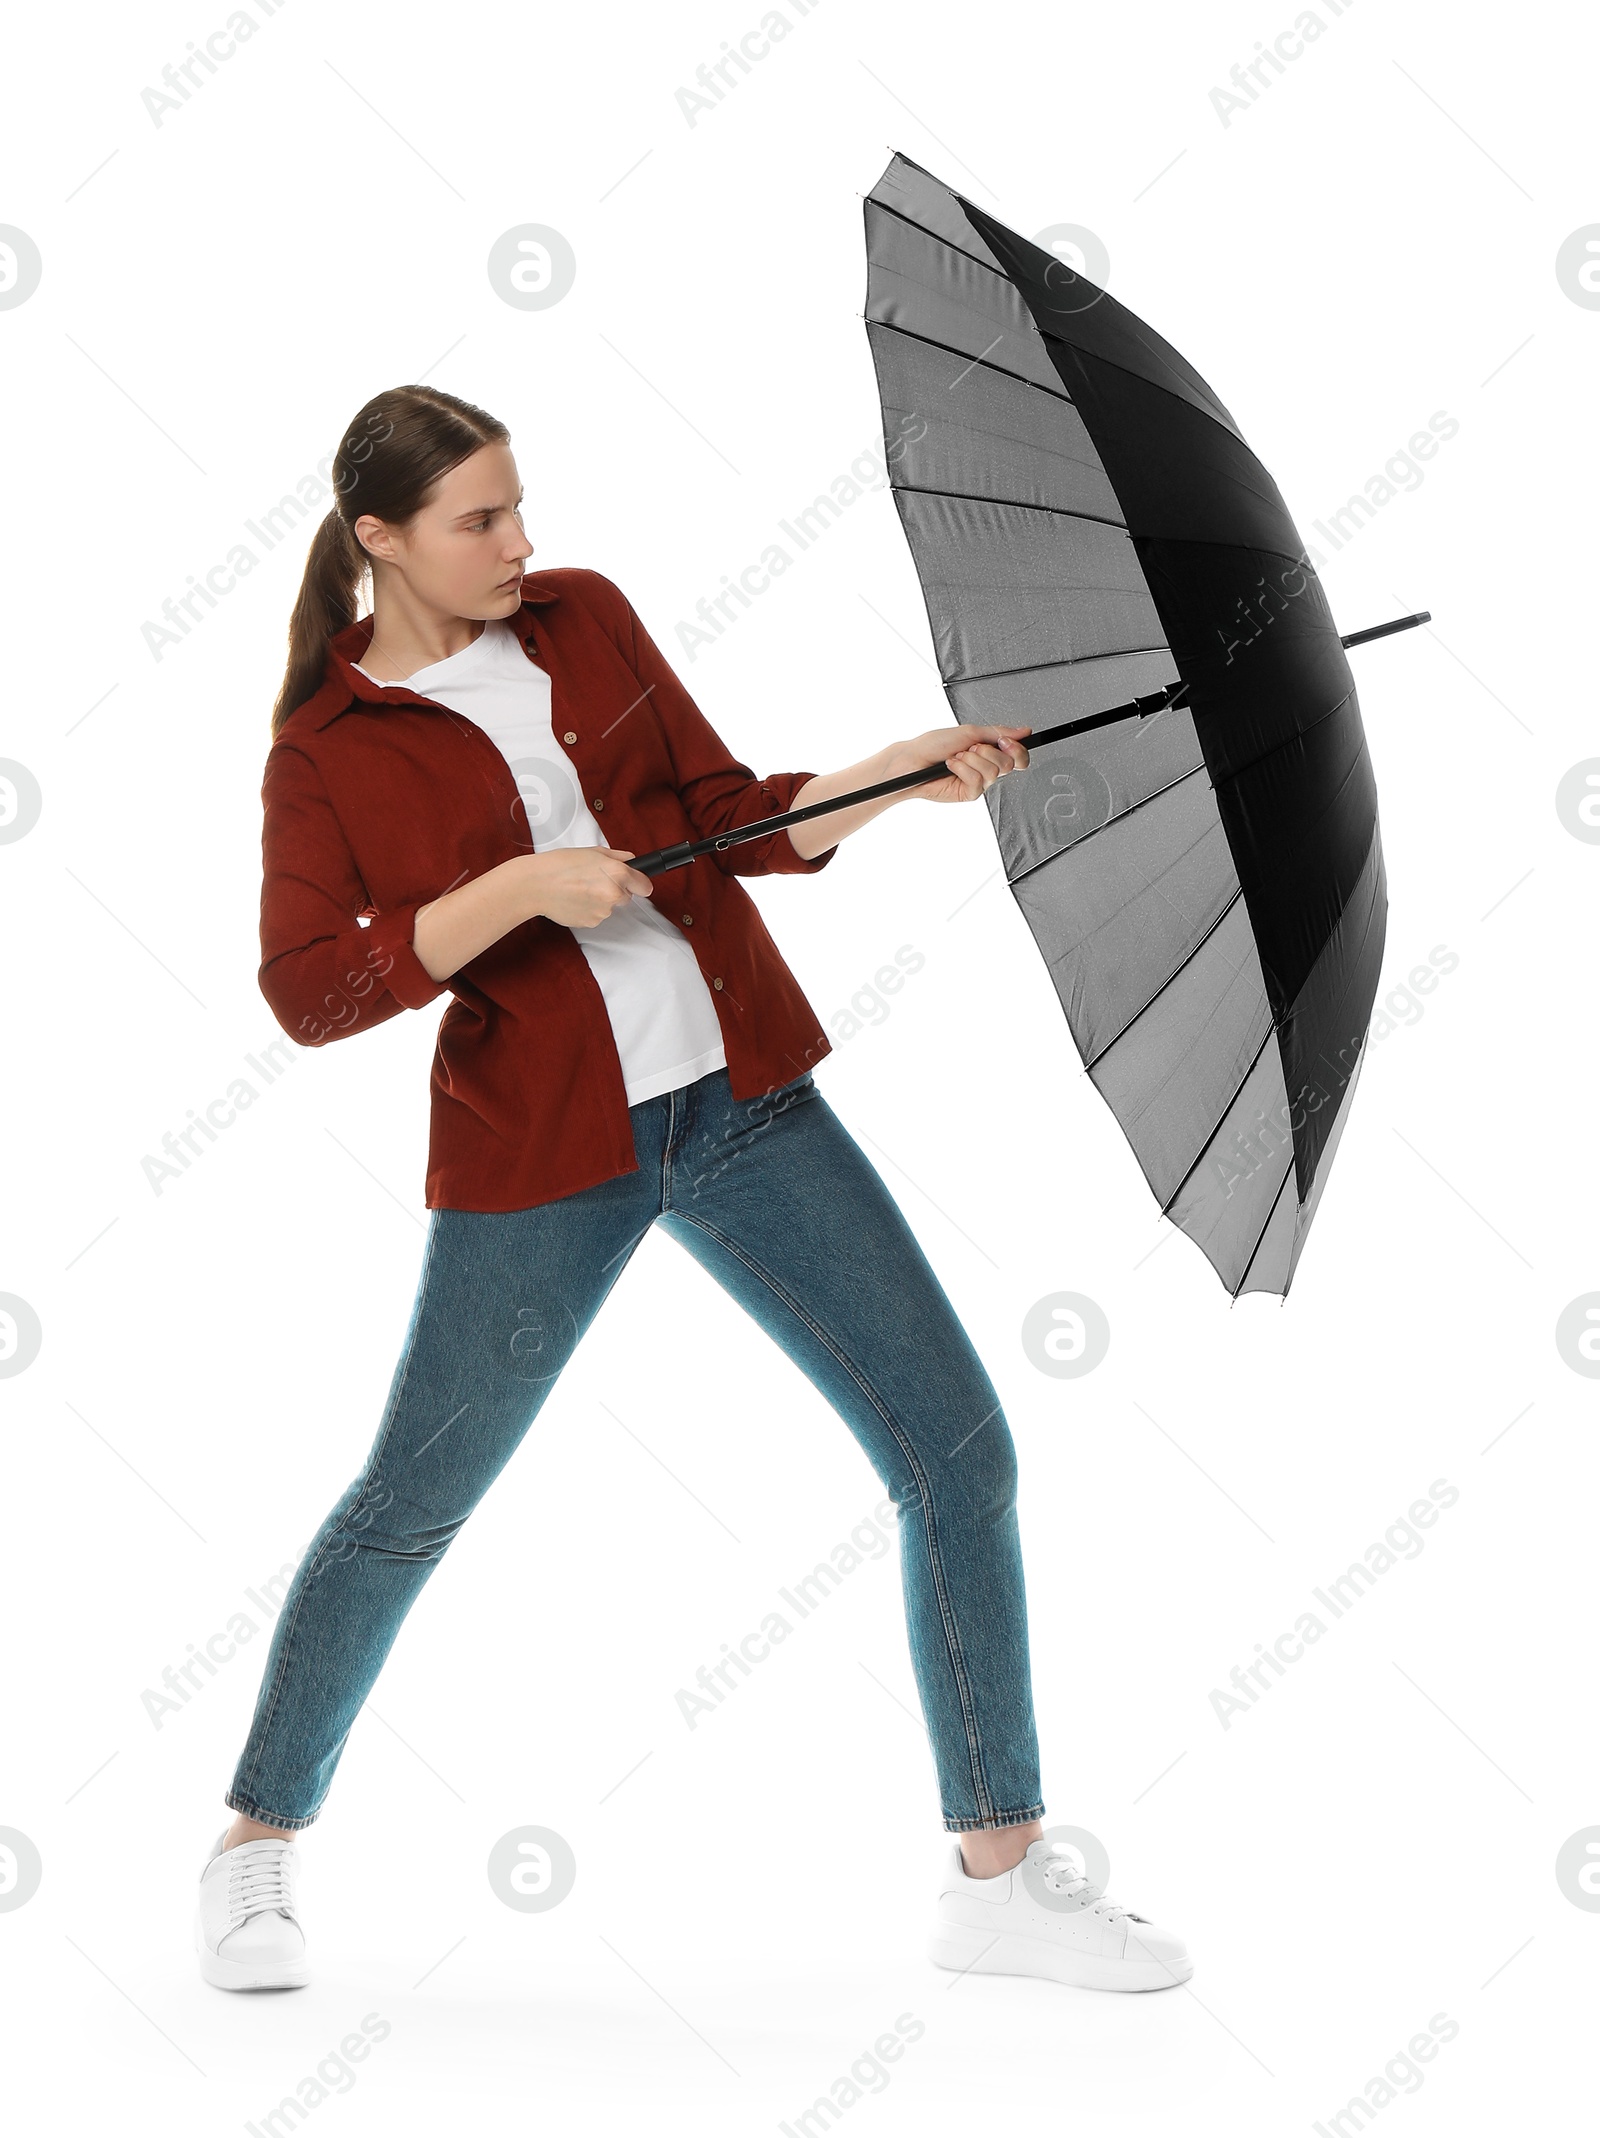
[354,441,534,618]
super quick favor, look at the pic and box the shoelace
[1033,1843,1133,1922]
[226,1845,296,1930]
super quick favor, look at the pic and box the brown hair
[270,384,510,739]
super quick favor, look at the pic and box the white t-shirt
[355,616,727,1106]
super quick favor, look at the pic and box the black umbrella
[634,150,1427,1300]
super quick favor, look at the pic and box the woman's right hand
[413,848,657,982]
[519,847,654,929]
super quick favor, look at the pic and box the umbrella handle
[626,610,1431,877]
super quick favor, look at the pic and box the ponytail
[271,508,366,739]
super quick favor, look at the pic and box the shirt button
[681,913,693,926]
[713,977,723,989]
[563,731,577,745]
[592,797,604,811]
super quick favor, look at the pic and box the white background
[2,0,1595,2130]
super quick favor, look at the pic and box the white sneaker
[928,1837,1192,1992]
[194,1828,310,1990]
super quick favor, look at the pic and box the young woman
[195,384,1191,1996]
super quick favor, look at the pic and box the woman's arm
[784,723,1033,861]
[411,848,652,982]
[259,741,450,1046]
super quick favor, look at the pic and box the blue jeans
[225,1066,1044,1834]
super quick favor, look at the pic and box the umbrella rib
[1202,717,1380,1012]
[1154,813,1381,1238]
[1277,815,1384,1096]
[1158,1018,1279,1219]
[1032,320,1245,450]
[1118,926,1261,1142]
[866,316,1077,403]
[1144,532,1329,569]
[893,479,1131,533]
[1175,691,1360,792]
[867,195,1020,283]
[1082,883,1244,1073]
[1008,761,1208,890]
[1231,1150,1299,1300]
[951,644,1173,690]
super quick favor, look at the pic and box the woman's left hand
[886,723,1032,805]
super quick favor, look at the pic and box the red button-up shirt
[259,566,838,1210]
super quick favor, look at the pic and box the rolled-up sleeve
[259,740,448,1046]
[603,575,839,878]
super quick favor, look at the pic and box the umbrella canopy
[861,150,1387,1298]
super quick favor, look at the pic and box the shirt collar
[304,571,563,729]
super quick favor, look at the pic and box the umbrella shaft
[630,610,1429,877]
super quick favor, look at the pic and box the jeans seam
[667,1209,998,1826]
[943,1804,1046,1834]
[234,1208,448,1826]
[220,1791,319,1833]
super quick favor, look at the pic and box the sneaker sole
[195,1932,310,1991]
[928,1921,1192,1993]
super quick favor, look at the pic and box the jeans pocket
[717,1071,814,1150]
[771,1069,818,1117]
